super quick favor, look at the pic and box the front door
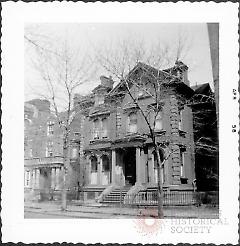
[123,148,136,185]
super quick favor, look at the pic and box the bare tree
[25,29,95,210]
[94,35,192,218]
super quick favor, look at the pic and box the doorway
[123,148,136,186]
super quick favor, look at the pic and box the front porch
[86,145,168,188]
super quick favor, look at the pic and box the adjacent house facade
[24,99,82,200]
[25,61,211,203]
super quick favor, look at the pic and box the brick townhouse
[74,61,196,202]
[24,61,216,203]
[24,99,82,200]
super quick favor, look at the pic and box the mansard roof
[109,61,193,98]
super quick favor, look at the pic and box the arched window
[102,155,110,172]
[128,112,137,133]
[155,111,163,131]
[90,156,98,172]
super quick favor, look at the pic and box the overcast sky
[25,23,213,101]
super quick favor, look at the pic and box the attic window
[95,95,104,106]
[128,112,137,134]
[155,111,163,131]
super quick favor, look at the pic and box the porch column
[51,167,56,189]
[97,156,102,185]
[111,150,116,184]
[140,149,146,184]
[136,147,141,184]
[32,169,36,189]
[31,169,35,189]
[36,168,40,189]
[30,170,33,188]
[55,167,60,189]
[87,156,91,185]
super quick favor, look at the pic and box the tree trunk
[61,142,68,211]
[155,147,164,218]
[61,166,67,211]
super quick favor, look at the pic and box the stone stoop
[123,184,146,205]
[96,184,116,202]
[101,186,132,204]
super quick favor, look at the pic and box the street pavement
[24,200,219,219]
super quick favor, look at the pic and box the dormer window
[155,111,163,131]
[128,112,137,134]
[138,90,144,97]
[95,95,104,106]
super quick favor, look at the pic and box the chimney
[174,61,189,87]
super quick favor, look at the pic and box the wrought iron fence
[123,191,197,206]
[26,188,218,207]
[102,190,219,207]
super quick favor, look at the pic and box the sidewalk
[25,200,219,219]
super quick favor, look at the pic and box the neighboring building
[24,99,82,200]
[207,23,219,124]
[190,83,218,191]
[25,61,217,203]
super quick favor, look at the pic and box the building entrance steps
[101,185,132,204]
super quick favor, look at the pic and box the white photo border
[1,2,239,244]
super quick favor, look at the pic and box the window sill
[154,130,166,135]
[179,129,187,137]
[126,132,138,136]
[90,137,110,144]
